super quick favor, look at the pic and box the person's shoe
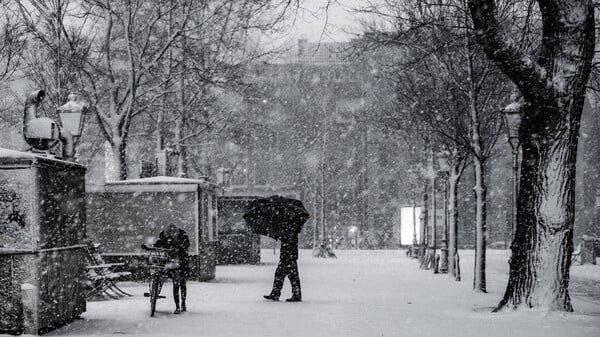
[181,302,187,312]
[263,294,279,301]
[286,295,302,302]
[174,307,181,314]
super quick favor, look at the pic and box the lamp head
[57,93,88,137]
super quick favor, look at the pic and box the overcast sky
[271,1,371,44]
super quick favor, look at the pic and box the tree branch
[467,0,550,102]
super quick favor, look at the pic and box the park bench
[84,241,132,299]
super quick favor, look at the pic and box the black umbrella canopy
[243,195,309,239]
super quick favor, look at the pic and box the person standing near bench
[264,232,302,302]
[154,223,190,314]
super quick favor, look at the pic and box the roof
[0,148,39,159]
[89,175,219,193]
[112,176,213,185]
[0,147,85,169]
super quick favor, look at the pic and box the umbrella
[243,195,309,239]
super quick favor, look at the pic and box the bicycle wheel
[150,274,161,317]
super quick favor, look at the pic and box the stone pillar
[0,148,86,334]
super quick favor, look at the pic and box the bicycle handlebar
[141,244,174,252]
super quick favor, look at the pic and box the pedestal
[439,244,449,273]
[0,149,86,334]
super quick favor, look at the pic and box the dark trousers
[271,259,301,297]
[170,269,187,308]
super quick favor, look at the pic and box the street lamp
[57,93,88,161]
[407,169,419,258]
[57,93,87,139]
[22,90,87,162]
[437,153,450,273]
[502,96,522,249]
[216,167,231,186]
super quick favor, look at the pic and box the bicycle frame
[143,246,177,317]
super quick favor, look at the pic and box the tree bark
[448,164,460,279]
[468,0,595,311]
[472,152,487,292]
[175,116,187,177]
[469,57,487,292]
[111,139,128,181]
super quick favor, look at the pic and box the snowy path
[13,250,600,337]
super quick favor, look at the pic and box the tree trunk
[448,167,459,279]
[468,0,595,311]
[156,0,173,153]
[175,61,187,177]
[111,139,127,181]
[175,24,187,178]
[430,156,437,252]
[470,80,486,292]
[472,153,487,292]
[497,100,583,311]
[156,107,164,152]
[174,116,186,177]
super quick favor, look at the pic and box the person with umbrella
[243,195,308,302]
[264,232,302,302]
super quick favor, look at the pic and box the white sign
[400,206,421,245]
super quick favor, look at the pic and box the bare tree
[0,3,25,86]
[145,0,306,178]
[13,0,192,178]
[0,3,25,132]
[357,0,507,290]
[468,0,595,311]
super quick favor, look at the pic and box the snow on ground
[10,249,600,337]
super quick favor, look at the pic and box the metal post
[313,195,318,250]
[502,96,522,249]
[510,146,519,247]
[420,190,428,261]
[430,175,437,272]
[412,190,418,257]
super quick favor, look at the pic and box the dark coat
[280,234,298,261]
[155,228,190,274]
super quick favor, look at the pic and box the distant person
[154,223,190,314]
[264,233,302,302]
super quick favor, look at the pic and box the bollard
[433,254,440,274]
[454,253,461,282]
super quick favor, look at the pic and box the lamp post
[502,97,522,249]
[425,147,438,271]
[411,190,418,257]
[437,153,450,273]
[23,91,87,162]
[407,169,419,258]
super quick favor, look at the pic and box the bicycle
[141,244,180,317]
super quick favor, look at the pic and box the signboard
[399,206,421,245]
